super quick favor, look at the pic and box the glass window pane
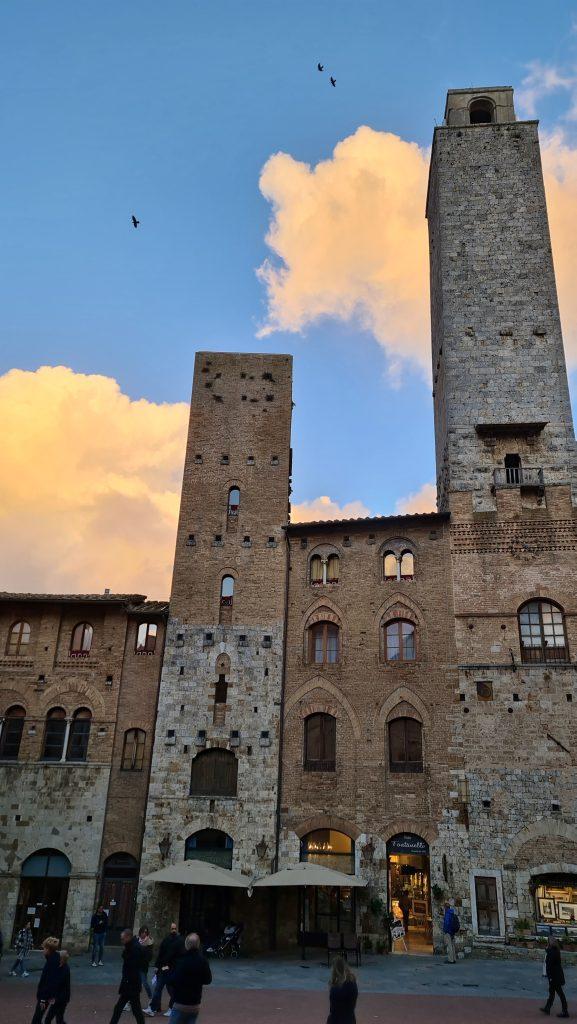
[384,554,397,579]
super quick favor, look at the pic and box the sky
[3,1,577,597]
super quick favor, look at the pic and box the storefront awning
[252,862,367,888]
[143,860,248,888]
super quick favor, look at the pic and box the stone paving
[2,951,576,1023]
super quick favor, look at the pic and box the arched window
[42,708,67,761]
[518,600,568,663]
[400,551,414,579]
[66,708,91,761]
[385,619,416,661]
[327,554,339,583]
[121,728,146,770]
[304,713,336,771]
[190,748,238,797]
[300,829,354,874]
[309,622,339,665]
[185,829,233,869]
[227,487,240,515]
[7,621,31,656]
[136,622,157,654]
[384,552,398,580]
[70,622,93,656]
[469,98,494,124]
[0,705,25,760]
[388,717,423,772]
[310,555,323,585]
[220,576,234,607]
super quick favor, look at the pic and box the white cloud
[395,483,437,515]
[291,495,371,523]
[517,61,575,119]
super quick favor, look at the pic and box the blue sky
[3,0,577,524]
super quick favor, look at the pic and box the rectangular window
[474,876,500,936]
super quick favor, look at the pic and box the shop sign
[387,834,429,856]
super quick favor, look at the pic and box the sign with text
[387,834,429,856]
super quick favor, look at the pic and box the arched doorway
[299,829,355,944]
[99,853,138,945]
[387,833,432,953]
[180,830,234,946]
[13,849,71,945]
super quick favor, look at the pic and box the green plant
[432,884,445,903]
[514,918,531,932]
[369,897,384,917]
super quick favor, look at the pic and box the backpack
[450,912,460,935]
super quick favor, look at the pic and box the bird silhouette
[317,62,324,71]
[330,76,336,87]
[131,215,140,228]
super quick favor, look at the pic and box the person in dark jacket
[108,929,146,1024]
[327,957,358,1024]
[541,936,569,1017]
[168,933,212,1023]
[138,926,155,1002]
[30,937,61,1024]
[90,905,108,966]
[144,922,185,1016]
[45,949,71,1024]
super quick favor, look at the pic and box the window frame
[384,618,417,662]
[308,621,340,666]
[66,708,92,762]
[304,712,336,772]
[42,708,67,761]
[518,600,569,664]
[388,716,423,773]
[135,621,158,655]
[220,575,235,607]
[121,727,146,771]
[70,622,93,657]
[0,705,26,760]
[6,621,31,656]
[227,487,240,516]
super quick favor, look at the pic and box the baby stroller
[206,922,243,958]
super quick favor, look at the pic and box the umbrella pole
[301,886,306,961]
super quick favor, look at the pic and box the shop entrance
[387,833,432,953]
[99,853,139,944]
[179,830,234,948]
[13,849,71,946]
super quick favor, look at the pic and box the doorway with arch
[99,853,139,944]
[13,849,71,945]
[179,829,235,948]
[387,833,432,953]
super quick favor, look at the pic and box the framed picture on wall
[412,899,428,917]
[538,898,556,920]
[558,903,577,922]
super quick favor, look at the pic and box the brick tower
[138,352,292,945]
[427,89,577,945]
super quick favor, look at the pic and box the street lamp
[361,838,375,865]
[159,834,171,861]
[255,836,268,861]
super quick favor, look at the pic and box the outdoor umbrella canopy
[143,859,248,888]
[251,862,367,888]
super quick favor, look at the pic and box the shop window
[309,622,339,665]
[518,600,568,664]
[0,705,25,760]
[70,622,93,657]
[136,622,157,654]
[42,708,67,761]
[388,717,423,772]
[304,713,336,771]
[121,728,146,770]
[534,874,577,928]
[385,620,416,662]
[66,708,91,762]
[300,829,354,874]
[190,748,238,797]
[6,621,31,656]
[474,876,500,935]
[185,829,233,870]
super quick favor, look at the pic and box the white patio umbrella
[251,862,367,889]
[143,859,248,888]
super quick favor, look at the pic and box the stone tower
[137,352,292,943]
[427,86,577,513]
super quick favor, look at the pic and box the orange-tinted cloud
[395,482,437,515]
[291,495,371,523]
[257,127,431,377]
[0,366,188,598]
[257,124,577,377]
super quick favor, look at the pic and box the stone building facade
[0,593,167,952]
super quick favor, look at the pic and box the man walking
[442,899,459,963]
[109,928,145,1024]
[144,922,185,1017]
[10,920,34,977]
[541,935,569,1017]
[90,904,108,966]
[168,934,212,1023]
[30,937,61,1024]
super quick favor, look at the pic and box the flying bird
[330,76,336,87]
[317,62,324,71]
[131,215,140,228]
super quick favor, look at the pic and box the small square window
[343,536,351,547]
[194,454,203,464]
[513,693,520,702]
[459,693,466,702]
[221,454,229,465]
[179,667,184,676]
[482,799,491,809]
[247,456,255,465]
[271,455,279,466]
[267,536,276,547]
[567,694,573,702]
[300,538,308,549]
[186,534,196,546]
[167,729,175,738]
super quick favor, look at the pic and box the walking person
[442,899,460,963]
[541,935,569,1018]
[138,927,155,1003]
[90,904,108,966]
[10,920,34,977]
[30,937,61,1024]
[144,922,185,1017]
[45,950,71,1024]
[327,956,358,1024]
[168,932,212,1023]
[108,928,146,1024]
[398,890,411,934]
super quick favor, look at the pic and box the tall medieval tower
[138,352,292,941]
[427,89,577,939]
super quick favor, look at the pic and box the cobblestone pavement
[2,952,576,1023]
